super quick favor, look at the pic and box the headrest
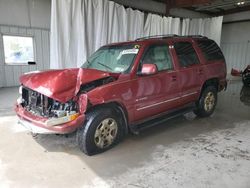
[153,47,166,61]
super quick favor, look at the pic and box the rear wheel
[194,86,217,117]
[76,107,125,155]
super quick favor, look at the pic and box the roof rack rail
[135,34,179,41]
[185,35,207,38]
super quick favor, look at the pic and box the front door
[133,43,181,122]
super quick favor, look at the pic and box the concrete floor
[0,80,250,188]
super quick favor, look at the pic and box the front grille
[21,87,54,117]
[21,87,78,118]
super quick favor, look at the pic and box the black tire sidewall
[76,107,125,155]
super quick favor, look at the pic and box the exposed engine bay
[78,76,115,93]
[19,86,78,118]
[18,76,116,119]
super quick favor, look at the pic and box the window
[140,45,173,71]
[174,42,200,67]
[197,40,225,61]
[82,44,139,73]
[3,35,35,65]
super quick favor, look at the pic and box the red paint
[16,37,227,134]
[231,65,250,77]
[231,68,242,77]
[20,68,116,103]
[78,94,88,114]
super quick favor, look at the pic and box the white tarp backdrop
[50,0,144,68]
[144,13,181,36]
[50,0,223,69]
[182,16,223,45]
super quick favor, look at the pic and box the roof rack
[185,35,208,38]
[135,34,207,41]
[135,34,179,41]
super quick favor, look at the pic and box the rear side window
[174,42,200,67]
[197,40,224,61]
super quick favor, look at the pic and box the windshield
[81,44,140,73]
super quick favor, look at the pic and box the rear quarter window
[174,42,200,67]
[197,40,225,62]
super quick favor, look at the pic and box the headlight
[45,112,79,127]
[19,86,23,94]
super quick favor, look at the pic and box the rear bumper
[15,104,85,134]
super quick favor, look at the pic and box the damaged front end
[15,86,86,134]
[15,68,118,134]
[18,86,80,126]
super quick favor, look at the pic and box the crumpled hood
[20,68,111,103]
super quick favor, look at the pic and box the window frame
[138,43,174,73]
[82,44,140,74]
[197,39,225,62]
[2,34,36,66]
[173,41,200,68]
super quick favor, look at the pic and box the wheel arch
[200,78,219,93]
[86,101,129,134]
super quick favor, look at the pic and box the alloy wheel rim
[94,118,118,149]
[204,92,215,112]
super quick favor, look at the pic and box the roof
[103,35,209,47]
[135,35,208,41]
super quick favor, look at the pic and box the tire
[194,86,217,117]
[76,107,125,156]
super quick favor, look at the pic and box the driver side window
[140,45,173,72]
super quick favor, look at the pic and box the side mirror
[139,64,158,76]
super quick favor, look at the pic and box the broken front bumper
[15,104,85,134]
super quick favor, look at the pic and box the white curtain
[50,0,223,69]
[144,13,181,36]
[50,0,144,69]
[182,16,223,45]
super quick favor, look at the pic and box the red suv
[15,35,227,155]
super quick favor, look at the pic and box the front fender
[78,92,105,114]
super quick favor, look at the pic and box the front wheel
[76,107,125,155]
[194,86,217,117]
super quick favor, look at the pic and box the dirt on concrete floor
[0,81,250,188]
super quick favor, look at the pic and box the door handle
[172,76,177,81]
[198,69,203,75]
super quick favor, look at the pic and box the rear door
[133,43,181,122]
[172,40,202,105]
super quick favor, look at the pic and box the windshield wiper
[97,62,113,71]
